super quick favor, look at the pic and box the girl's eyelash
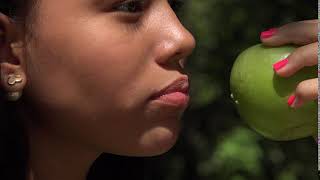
[112,0,185,14]
[112,0,146,13]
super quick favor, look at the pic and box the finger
[272,42,318,77]
[260,20,318,46]
[287,78,318,109]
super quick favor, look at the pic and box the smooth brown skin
[0,0,195,180]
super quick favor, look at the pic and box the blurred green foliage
[90,1,317,180]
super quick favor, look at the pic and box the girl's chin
[109,127,180,157]
[136,126,180,157]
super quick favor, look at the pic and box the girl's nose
[152,4,196,68]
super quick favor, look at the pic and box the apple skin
[230,44,317,141]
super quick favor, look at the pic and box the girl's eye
[112,0,146,13]
[169,0,185,14]
[112,0,185,14]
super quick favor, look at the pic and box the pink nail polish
[287,95,296,107]
[260,28,277,39]
[273,58,288,72]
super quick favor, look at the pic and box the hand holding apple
[260,20,318,109]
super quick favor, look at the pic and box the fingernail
[260,28,277,39]
[287,95,298,108]
[273,58,288,72]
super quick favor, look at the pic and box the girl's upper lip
[149,76,189,100]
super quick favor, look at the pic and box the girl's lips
[149,76,190,107]
[151,92,190,107]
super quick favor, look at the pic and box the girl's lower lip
[149,92,190,108]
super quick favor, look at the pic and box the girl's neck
[18,100,102,180]
[25,119,101,180]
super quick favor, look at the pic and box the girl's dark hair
[0,99,28,180]
[0,0,36,39]
[0,0,32,21]
[0,0,20,17]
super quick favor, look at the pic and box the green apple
[230,44,317,141]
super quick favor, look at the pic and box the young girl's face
[23,0,195,156]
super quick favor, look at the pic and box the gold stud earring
[7,74,23,86]
[6,74,23,101]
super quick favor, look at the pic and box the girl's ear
[0,12,27,95]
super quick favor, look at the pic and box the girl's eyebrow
[89,0,116,10]
[93,0,118,4]
[90,0,109,6]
